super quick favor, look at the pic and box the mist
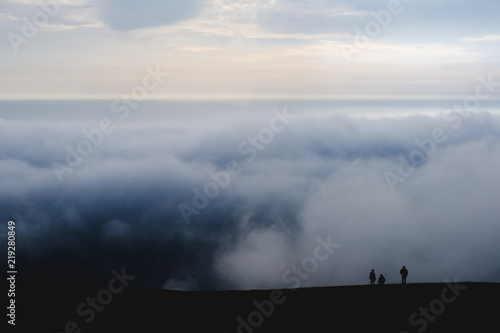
[1,100,500,290]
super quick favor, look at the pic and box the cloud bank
[1,101,500,290]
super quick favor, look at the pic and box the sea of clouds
[1,101,499,290]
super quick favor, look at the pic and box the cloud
[461,34,500,42]
[1,102,500,290]
[0,0,99,31]
[96,0,203,30]
[216,226,294,289]
[249,0,500,44]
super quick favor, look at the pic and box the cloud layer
[96,0,202,30]
[1,1,499,99]
[1,101,500,290]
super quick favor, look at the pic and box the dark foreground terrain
[11,281,500,332]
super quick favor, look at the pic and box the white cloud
[216,227,293,289]
[5,105,500,289]
[461,34,500,42]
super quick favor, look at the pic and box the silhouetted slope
[15,282,500,332]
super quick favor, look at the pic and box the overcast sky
[1,0,500,99]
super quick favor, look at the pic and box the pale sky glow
[1,0,499,99]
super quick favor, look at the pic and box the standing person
[400,266,408,284]
[378,274,386,285]
[369,269,376,285]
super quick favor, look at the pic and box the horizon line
[2,94,500,102]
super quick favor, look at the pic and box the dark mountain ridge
[15,282,500,332]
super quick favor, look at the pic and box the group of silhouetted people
[369,266,408,285]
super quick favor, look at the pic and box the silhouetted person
[400,266,408,284]
[378,274,386,285]
[369,269,376,285]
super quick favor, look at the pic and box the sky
[0,0,500,99]
[0,1,500,292]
